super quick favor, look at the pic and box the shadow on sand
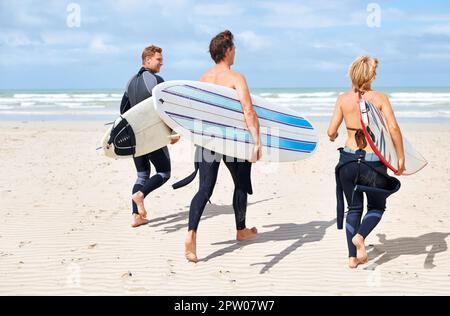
[147,197,282,234]
[200,219,336,274]
[364,232,450,270]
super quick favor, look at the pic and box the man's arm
[120,92,130,114]
[234,73,261,162]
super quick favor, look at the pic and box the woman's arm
[327,97,343,142]
[379,93,405,175]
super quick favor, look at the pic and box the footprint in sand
[121,271,133,279]
[18,241,32,248]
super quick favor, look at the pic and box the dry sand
[0,121,449,295]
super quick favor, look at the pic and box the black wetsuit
[173,146,253,231]
[335,148,401,257]
[120,67,171,215]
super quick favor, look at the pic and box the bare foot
[348,257,360,269]
[236,227,258,241]
[131,214,149,228]
[132,192,147,218]
[352,234,368,264]
[185,230,198,263]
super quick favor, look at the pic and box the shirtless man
[175,30,262,262]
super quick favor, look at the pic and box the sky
[0,0,450,90]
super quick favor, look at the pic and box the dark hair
[209,30,234,63]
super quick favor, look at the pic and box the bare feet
[236,227,258,241]
[352,234,368,264]
[185,230,198,263]
[348,257,361,269]
[132,191,147,218]
[131,214,149,228]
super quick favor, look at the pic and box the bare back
[200,66,239,89]
[199,64,261,161]
[337,90,387,152]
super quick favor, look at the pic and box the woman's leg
[339,163,365,267]
[356,167,388,243]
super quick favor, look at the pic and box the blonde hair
[141,45,162,64]
[348,56,378,95]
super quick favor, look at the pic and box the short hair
[348,55,379,94]
[142,45,162,64]
[209,30,234,63]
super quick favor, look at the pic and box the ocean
[1,87,449,122]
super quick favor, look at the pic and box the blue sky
[1,0,449,89]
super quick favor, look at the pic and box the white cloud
[0,47,81,66]
[0,31,41,47]
[40,31,91,46]
[165,40,208,57]
[111,0,187,16]
[411,14,450,23]
[1,0,450,88]
[169,58,209,70]
[257,2,312,16]
[15,10,49,27]
[237,31,270,51]
[89,37,121,54]
[310,41,368,57]
[257,0,364,29]
[314,61,345,71]
[1,0,64,28]
[380,7,407,21]
[157,0,188,16]
[418,52,450,60]
[193,3,244,17]
[192,23,218,36]
[424,25,450,36]
[111,0,147,12]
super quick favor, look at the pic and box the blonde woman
[327,56,403,268]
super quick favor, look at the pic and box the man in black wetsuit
[120,45,180,228]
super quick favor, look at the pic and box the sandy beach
[0,121,449,295]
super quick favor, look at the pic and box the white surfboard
[101,97,171,159]
[152,80,318,162]
[359,99,427,175]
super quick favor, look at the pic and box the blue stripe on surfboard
[166,111,317,153]
[185,84,310,123]
[161,84,314,130]
[166,111,317,145]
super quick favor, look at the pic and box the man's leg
[224,158,257,241]
[185,148,221,262]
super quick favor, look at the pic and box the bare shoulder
[370,91,391,108]
[371,90,390,102]
[229,70,246,81]
[199,67,214,81]
[336,91,352,104]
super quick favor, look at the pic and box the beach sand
[0,121,449,295]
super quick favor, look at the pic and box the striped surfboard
[359,99,427,175]
[153,80,318,162]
